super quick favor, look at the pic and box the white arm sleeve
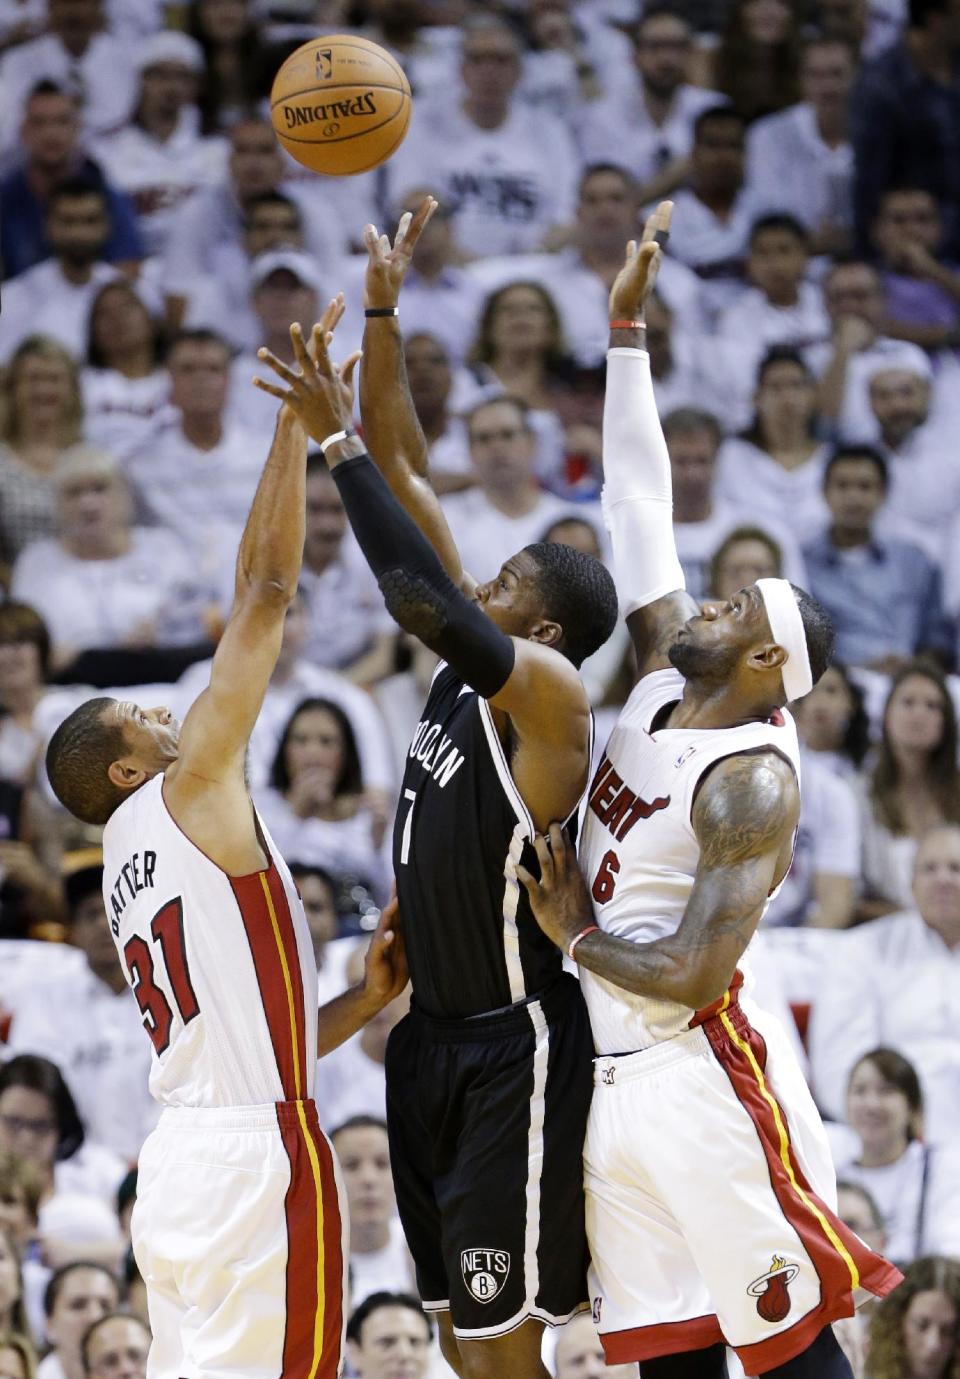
[602,346,686,616]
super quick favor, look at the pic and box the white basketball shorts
[585,998,901,1375]
[133,1099,348,1379]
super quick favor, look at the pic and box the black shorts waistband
[409,974,579,1042]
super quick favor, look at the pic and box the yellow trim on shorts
[259,871,303,1100]
[295,1100,327,1379]
[718,1009,860,1292]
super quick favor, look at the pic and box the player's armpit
[626,588,700,680]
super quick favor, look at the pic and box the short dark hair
[755,344,812,388]
[538,514,602,551]
[465,393,532,437]
[0,1054,85,1162]
[243,189,301,224]
[80,1311,150,1374]
[693,104,743,142]
[749,213,809,248]
[330,1114,388,1141]
[635,3,690,37]
[46,697,128,825]
[288,861,337,894]
[578,162,636,198]
[824,444,889,491]
[791,584,835,686]
[523,541,619,668]
[269,697,363,796]
[44,1262,118,1320]
[662,407,722,445]
[166,327,232,362]
[709,525,783,596]
[48,177,108,213]
[0,600,51,677]
[346,1292,432,1346]
[909,0,954,27]
[27,78,77,105]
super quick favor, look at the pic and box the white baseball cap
[251,249,323,293]
[135,30,205,75]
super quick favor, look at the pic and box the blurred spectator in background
[0,1332,36,1379]
[712,0,802,122]
[809,259,930,442]
[852,0,960,259]
[389,15,579,257]
[329,1117,413,1308]
[253,698,390,903]
[403,334,472,494]
[10,448,214,679]
[553,1312,637,1378]
[345,1292,431,1379]
[0,1225,32,1344]
[39,1263,118,1379]
[810,823,960,1142]
[867,1255,960,1379]
[644,292,739,428]
[0,81,142,282]
[286,862,341,998]
[868,362,960,546]
[832,1048,960,1263]
[187,0,283,135]
[93,32,226,259]
[717,348,831,544]
[857,666,960,914]
[0,340,83,571]
[708,525,782,600]
[837,1180,888,1257]
[0,604,55,791]
[802,446,952,671]
[0,0,135,160]
[80,283,169,461]
[297,457,395,683]
[0,183,117,365]
[872,186,960,351]
[791,661,871,780]
[79,1312,149,1379]
[746,37,855,255]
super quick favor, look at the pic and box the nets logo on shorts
[461,1248,510,1303]
[315,49,333,80]
[747,1255,800,1323]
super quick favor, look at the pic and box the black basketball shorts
[385,972,593,1339]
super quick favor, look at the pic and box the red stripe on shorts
[231,865,303,1099]
[703,1007,902,1374]
[264,863,309,1095]
[601,1313,725,1365]
[305,1102,346,1371]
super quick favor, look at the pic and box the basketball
[270,34,412,177]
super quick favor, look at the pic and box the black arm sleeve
[331,453,516,698]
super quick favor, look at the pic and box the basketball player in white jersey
[516,210,903,1378]
[44,298,409,1379]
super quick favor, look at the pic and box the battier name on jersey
[408,718,466,788]
[588,753,670,842]
[107,850,157,933]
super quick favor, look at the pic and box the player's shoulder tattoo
[692,750,799,868]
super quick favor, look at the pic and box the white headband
[756,578,813,702]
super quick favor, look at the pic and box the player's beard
[668,634,740,684]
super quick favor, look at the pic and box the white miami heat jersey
[101,773,318,1108]
[579,668,801,1055]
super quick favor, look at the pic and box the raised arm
[518,751,799,1010]
[359,199,473,594]
[602,204,699,679]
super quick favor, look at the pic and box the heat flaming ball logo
[747,1255,799,1322]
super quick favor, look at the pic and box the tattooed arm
[517,751,800,1010]
[359,197,473,595]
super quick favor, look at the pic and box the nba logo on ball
[315,49,332,80]
[461,1249,510,1303]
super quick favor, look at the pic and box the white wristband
[318,427,355,456]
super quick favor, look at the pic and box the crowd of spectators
[2,0,960,1375]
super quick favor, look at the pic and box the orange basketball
[270,34,412,177]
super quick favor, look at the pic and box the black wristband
[365,307,399,317]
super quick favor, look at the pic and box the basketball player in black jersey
[254,199,619,1379]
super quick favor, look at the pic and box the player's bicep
[175,588,287,779]
[488,640,590,745]
[626,589,700,680]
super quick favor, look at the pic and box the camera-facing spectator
[79,1313,148,1379]
[346,1292,431,1379]
[872,186,960,351]
[403,333,473,494]
[38,1263,118,1379]
[80,283,169,462]
[329,1117,414,1308]
[708,525,783,601]
[867,1256,960,1379]
[0,1331,36,1379]
[836,1180,887,1257]
[186,0,286,135]
[867,362,960,545]
[552,1311,641,1378]
[791,661,871,781]
[712,0,803,123]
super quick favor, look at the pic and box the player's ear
[529,617,562,650]
[750,641,788,675]
[107,758,149,791]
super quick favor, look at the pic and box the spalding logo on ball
[270,34,412,177]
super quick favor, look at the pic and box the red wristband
[609,319,646,330]
[568,924,599,961]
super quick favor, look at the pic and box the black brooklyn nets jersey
[394,662,590,1019]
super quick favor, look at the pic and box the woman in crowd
[717,348,830,545]
[468,281,572,488]
[708,525,782,601]
[793,662,871,781]
[0,1226,31,1344]
[712,0,802,122]
[187,0,280,133]
[832,1049,960,1264]
[254,698,391,907]
[82,282,169,459]
[857,661,960,917]
[0,603,53,788]
[37,1263,118,1379]
[0,340,83,573]
[868,1256,960,1379]
[0,1332,35,1379]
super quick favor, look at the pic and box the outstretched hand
[608,199,673,323]
[515,822,595,954]
[252,292,361,444]
[363,196,438,309]
[362,891,409,1008]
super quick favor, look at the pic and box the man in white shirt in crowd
[404,333,474,492]
[82,1313,150,1379]
[0,0,135,158]
[38,1263,120,1379]
[93,31,226,258]
[809,823,960,1144]
[439,396,590,578]
[330,1117,415,1308]
[806,259,930,442]
[716,214,830,407]
[868,362,960,546]
[553,1313,636,1379]
[0,180,117,363]
[644,291,742,429]
[746,36,855,253]
[6,852,155,1164]
[665,406,807,596]
[389,15,579,257]
[346,1294,433,1379]
[299,456,396,685]
[580,5,722,196]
